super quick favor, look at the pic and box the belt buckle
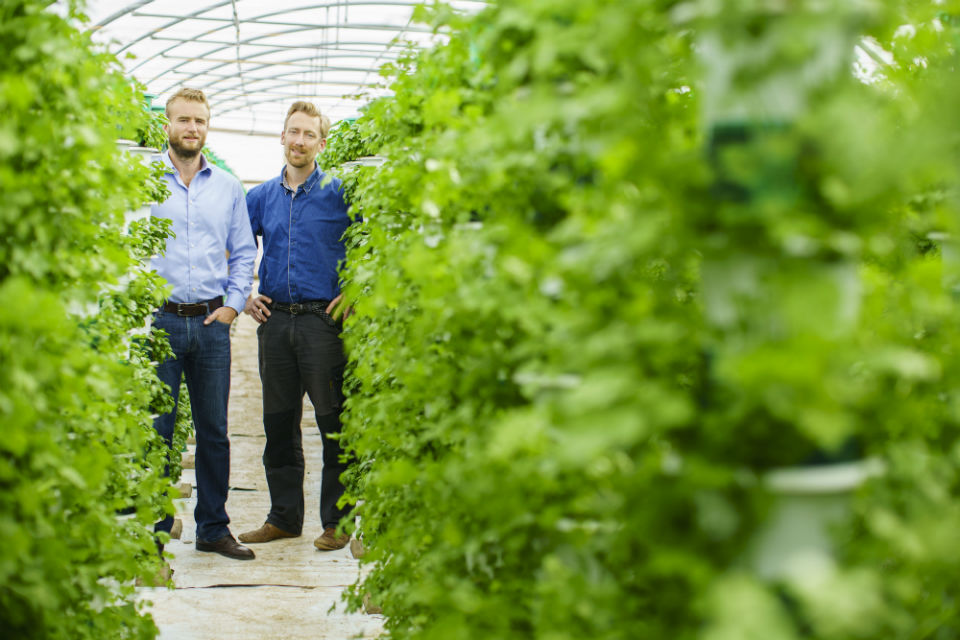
[176,303,202,317]
[289,303,303,315]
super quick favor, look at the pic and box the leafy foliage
[168,379,193,483]
[319,118,378,170]
[0,1,179,637]
[135,95,167,151]
[333,1,960,638]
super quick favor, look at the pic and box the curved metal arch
[146,42,400,88]
[98,1,237,55]
[93,0,155,28]
[181,64,384,85]
[212,92,377,120]
[163,52,396,65]
[223,0,479,26]
[125,0,438,74]
[159,62,387,100]
[134,0,438,25]
[209,80,389,114]
[203,66,386,102]
[130,12,257,74]
[138,21,430,76]
[212,90,352,102]
[158,51,400,96]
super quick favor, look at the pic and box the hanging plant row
[0,1,179,637]
[331,1,960,638]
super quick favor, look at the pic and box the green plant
[319,118,378,170]
[0,1,178,637]
[135,89,167,150]
[333,1,960,638]
[168,378,193,483]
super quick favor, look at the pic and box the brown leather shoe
[314,527,350,551]
[196,534,255,560]
[238,522,300,543]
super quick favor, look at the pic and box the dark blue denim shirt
[247,163,351,303]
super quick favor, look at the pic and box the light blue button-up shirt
[151,150,256,314]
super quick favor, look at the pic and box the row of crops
[0,2,184,637]
[329,1,960,638]
[5,0,960,638]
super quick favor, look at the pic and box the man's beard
[285,147,313,168]
[170,137,204,159]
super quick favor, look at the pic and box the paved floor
[138,312,383,640]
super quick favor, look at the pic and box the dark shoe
[314,527,350,551]
[196,534,256,560]
[238,522,299,543]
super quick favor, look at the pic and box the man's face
[282,111,325,169]
[165,99,209,158]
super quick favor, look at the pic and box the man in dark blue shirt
[238,101,355,551]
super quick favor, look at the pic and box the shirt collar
[161,148,212,175]
[281,162,322,194]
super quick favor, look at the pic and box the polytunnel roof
[84,0,483,181]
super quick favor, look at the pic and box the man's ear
[318,138,327,152]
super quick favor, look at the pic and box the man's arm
[206,181,257,324]
[241,183,273,324]
[247,184,263,239]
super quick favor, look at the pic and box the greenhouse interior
[3,0,960,638]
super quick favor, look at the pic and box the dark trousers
[153,312,233,542]
[257,310,348,533]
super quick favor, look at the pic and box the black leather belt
[271,300,330,314]
[271,300,337,326]
[161,297,224,317]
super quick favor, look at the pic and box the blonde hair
[166,88,210,119]
[284,101,330,138]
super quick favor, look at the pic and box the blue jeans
[153,311,233,542]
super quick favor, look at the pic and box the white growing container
[746,458,885,581]
[339,155,385,170]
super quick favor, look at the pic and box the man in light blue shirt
[150,87,257,562]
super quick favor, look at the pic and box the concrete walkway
[139,312,383,640]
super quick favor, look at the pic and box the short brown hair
[284,101,330,138]
[166,88,210,119]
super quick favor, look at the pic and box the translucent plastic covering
[85,0,482,181]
